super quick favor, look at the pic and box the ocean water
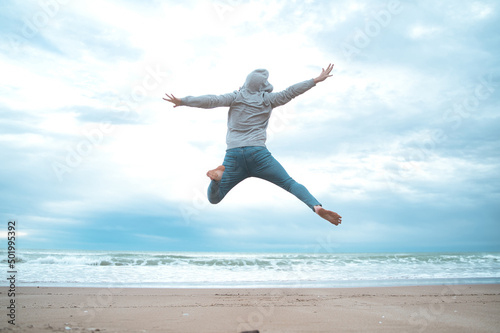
[2,249,500,288]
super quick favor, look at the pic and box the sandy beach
[1,284,499,332]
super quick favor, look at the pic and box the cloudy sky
[1,0,498,253]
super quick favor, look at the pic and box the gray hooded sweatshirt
[180,69,316,149]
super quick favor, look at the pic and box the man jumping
[163,64,341,226]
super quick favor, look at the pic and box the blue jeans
[208,146,321,212]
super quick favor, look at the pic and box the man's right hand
[163,93,182,107]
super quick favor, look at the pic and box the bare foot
[207,165,225,181]
[314,206,342,226]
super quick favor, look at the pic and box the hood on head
[242,69,273,93]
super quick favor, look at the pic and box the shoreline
[13,276,500,289]
[1,284,499,332]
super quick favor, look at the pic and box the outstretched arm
[313,63,334,84]
[267,63,335,108]
[163,91,237,109]
[163,93,182,108]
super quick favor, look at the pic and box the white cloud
[447,1,495,21]
[409,25,442,39]
[1,0,498,252]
